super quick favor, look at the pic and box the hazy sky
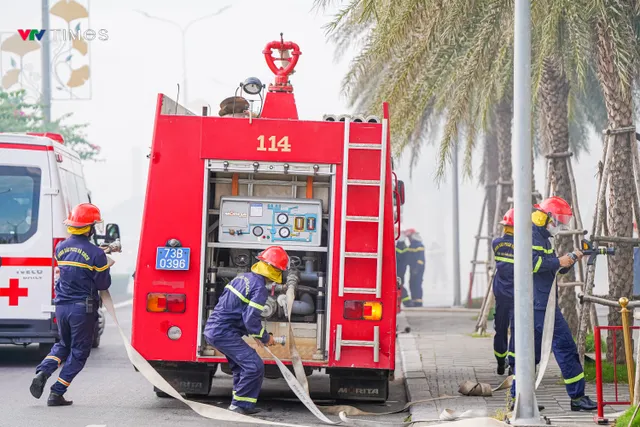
[1,0,616,303]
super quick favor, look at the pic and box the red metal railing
[594,325,640,422]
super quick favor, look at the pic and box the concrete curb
[396,311,426,421]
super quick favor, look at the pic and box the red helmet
[63,203,103,227]
[403,228,417,237]
[536,196,573,225]
[257,246,289,271]
[500,208,515,226]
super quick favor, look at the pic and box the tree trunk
[596,19,636,364]
[539,56,579,335]
[485,125,499,246]
[494,96,513,237]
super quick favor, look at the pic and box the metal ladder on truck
[334,115,388,363]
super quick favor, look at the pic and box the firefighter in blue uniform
[30,203,112,406]
[509,196,597,412]
[204,246,288,415]
[396,231,411,306]
[405,229,425,307]
[492,208,515,376]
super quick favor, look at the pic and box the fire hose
[100,253,505,425]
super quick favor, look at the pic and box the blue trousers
[493,295,513,363]
[206,331,264,409]
[510,307,585,399]
[35,303,96,395]
[409,265,424,300]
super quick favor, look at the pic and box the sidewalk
[397,308,627,426]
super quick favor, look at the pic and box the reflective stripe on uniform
[532,246,554,254]
[251,327,265,338]
[533,257,543,273]
[507,352,515,358]
[58,260,109,272]
[57,377,70,387]
[224,284,265,311]
[417,260,424,265]
[495,256,514,264]
[232,391,257,403]
[402,296,411,302]
[396,247,407,254]
[494,350,508,358]
[406,247,424,252]
[564,372,584,384]
[46,355,61,365]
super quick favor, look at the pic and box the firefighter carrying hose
[30,203,113,406]
[492,208,515,376]
[509,196,597,412]
[396,230,411,305]
[203,246,288,415]
[404,229,425,307]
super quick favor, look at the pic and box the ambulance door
[0,146,54,322]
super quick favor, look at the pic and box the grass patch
[614,405,640,426]
[584,332,608,353]
[583,357,629,384]
[470,332,492,338]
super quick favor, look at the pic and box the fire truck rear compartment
[200,164,332,372]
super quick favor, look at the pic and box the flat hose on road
[101,275,507,426]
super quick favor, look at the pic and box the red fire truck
[131,39,404,402]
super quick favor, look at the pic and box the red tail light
[147,293,186,313]
[343,300,383,321]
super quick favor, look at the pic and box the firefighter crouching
[30,203,114,406]
[492,208,514,376]
[203,246,288,415]
[509,197,597,412]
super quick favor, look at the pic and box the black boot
[29,371,50,399]
[47,392,73,406]
[497,359,506,375]
[228,405,261,415]
[570,395,597,412]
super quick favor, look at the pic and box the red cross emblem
[0,278,29,306]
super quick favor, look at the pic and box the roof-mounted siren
[365,115,381,123]
[323,114,338,122]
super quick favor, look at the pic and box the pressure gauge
[252,226,264,237]
[277,213,288,224]
[279,227,291,238]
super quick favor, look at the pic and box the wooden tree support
[576,125,640,366]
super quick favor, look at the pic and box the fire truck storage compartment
[200,160,333,372]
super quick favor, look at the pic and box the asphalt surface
[0,280,408,427]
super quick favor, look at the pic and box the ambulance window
[0,166,41,244]
[63,170,81,207]
[75,176,90,203]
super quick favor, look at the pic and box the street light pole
[511,0,543,424]
[136,6,231,106]
[41,0,52,124]
[452,143,461,307]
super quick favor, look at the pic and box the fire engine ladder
[334,116,388,363]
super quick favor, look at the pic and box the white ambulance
[0,132,120,356]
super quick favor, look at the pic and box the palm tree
[314,0,633,350]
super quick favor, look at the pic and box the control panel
[218,197,323,246]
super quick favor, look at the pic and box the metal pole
[619,297,635,403]
[181,29,187,106]
[452,143,461,306]
[511,0,542,423]
[41,0,51,124]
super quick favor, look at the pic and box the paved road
[0,301,407,427]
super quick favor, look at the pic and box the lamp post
[136,6,231,106]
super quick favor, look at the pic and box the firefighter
[405,229,425,307]
[396,231,411,306]
[203,246,288,415]
[509,196,597,412]
[29,203,113,406]
[492,208,514,376]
